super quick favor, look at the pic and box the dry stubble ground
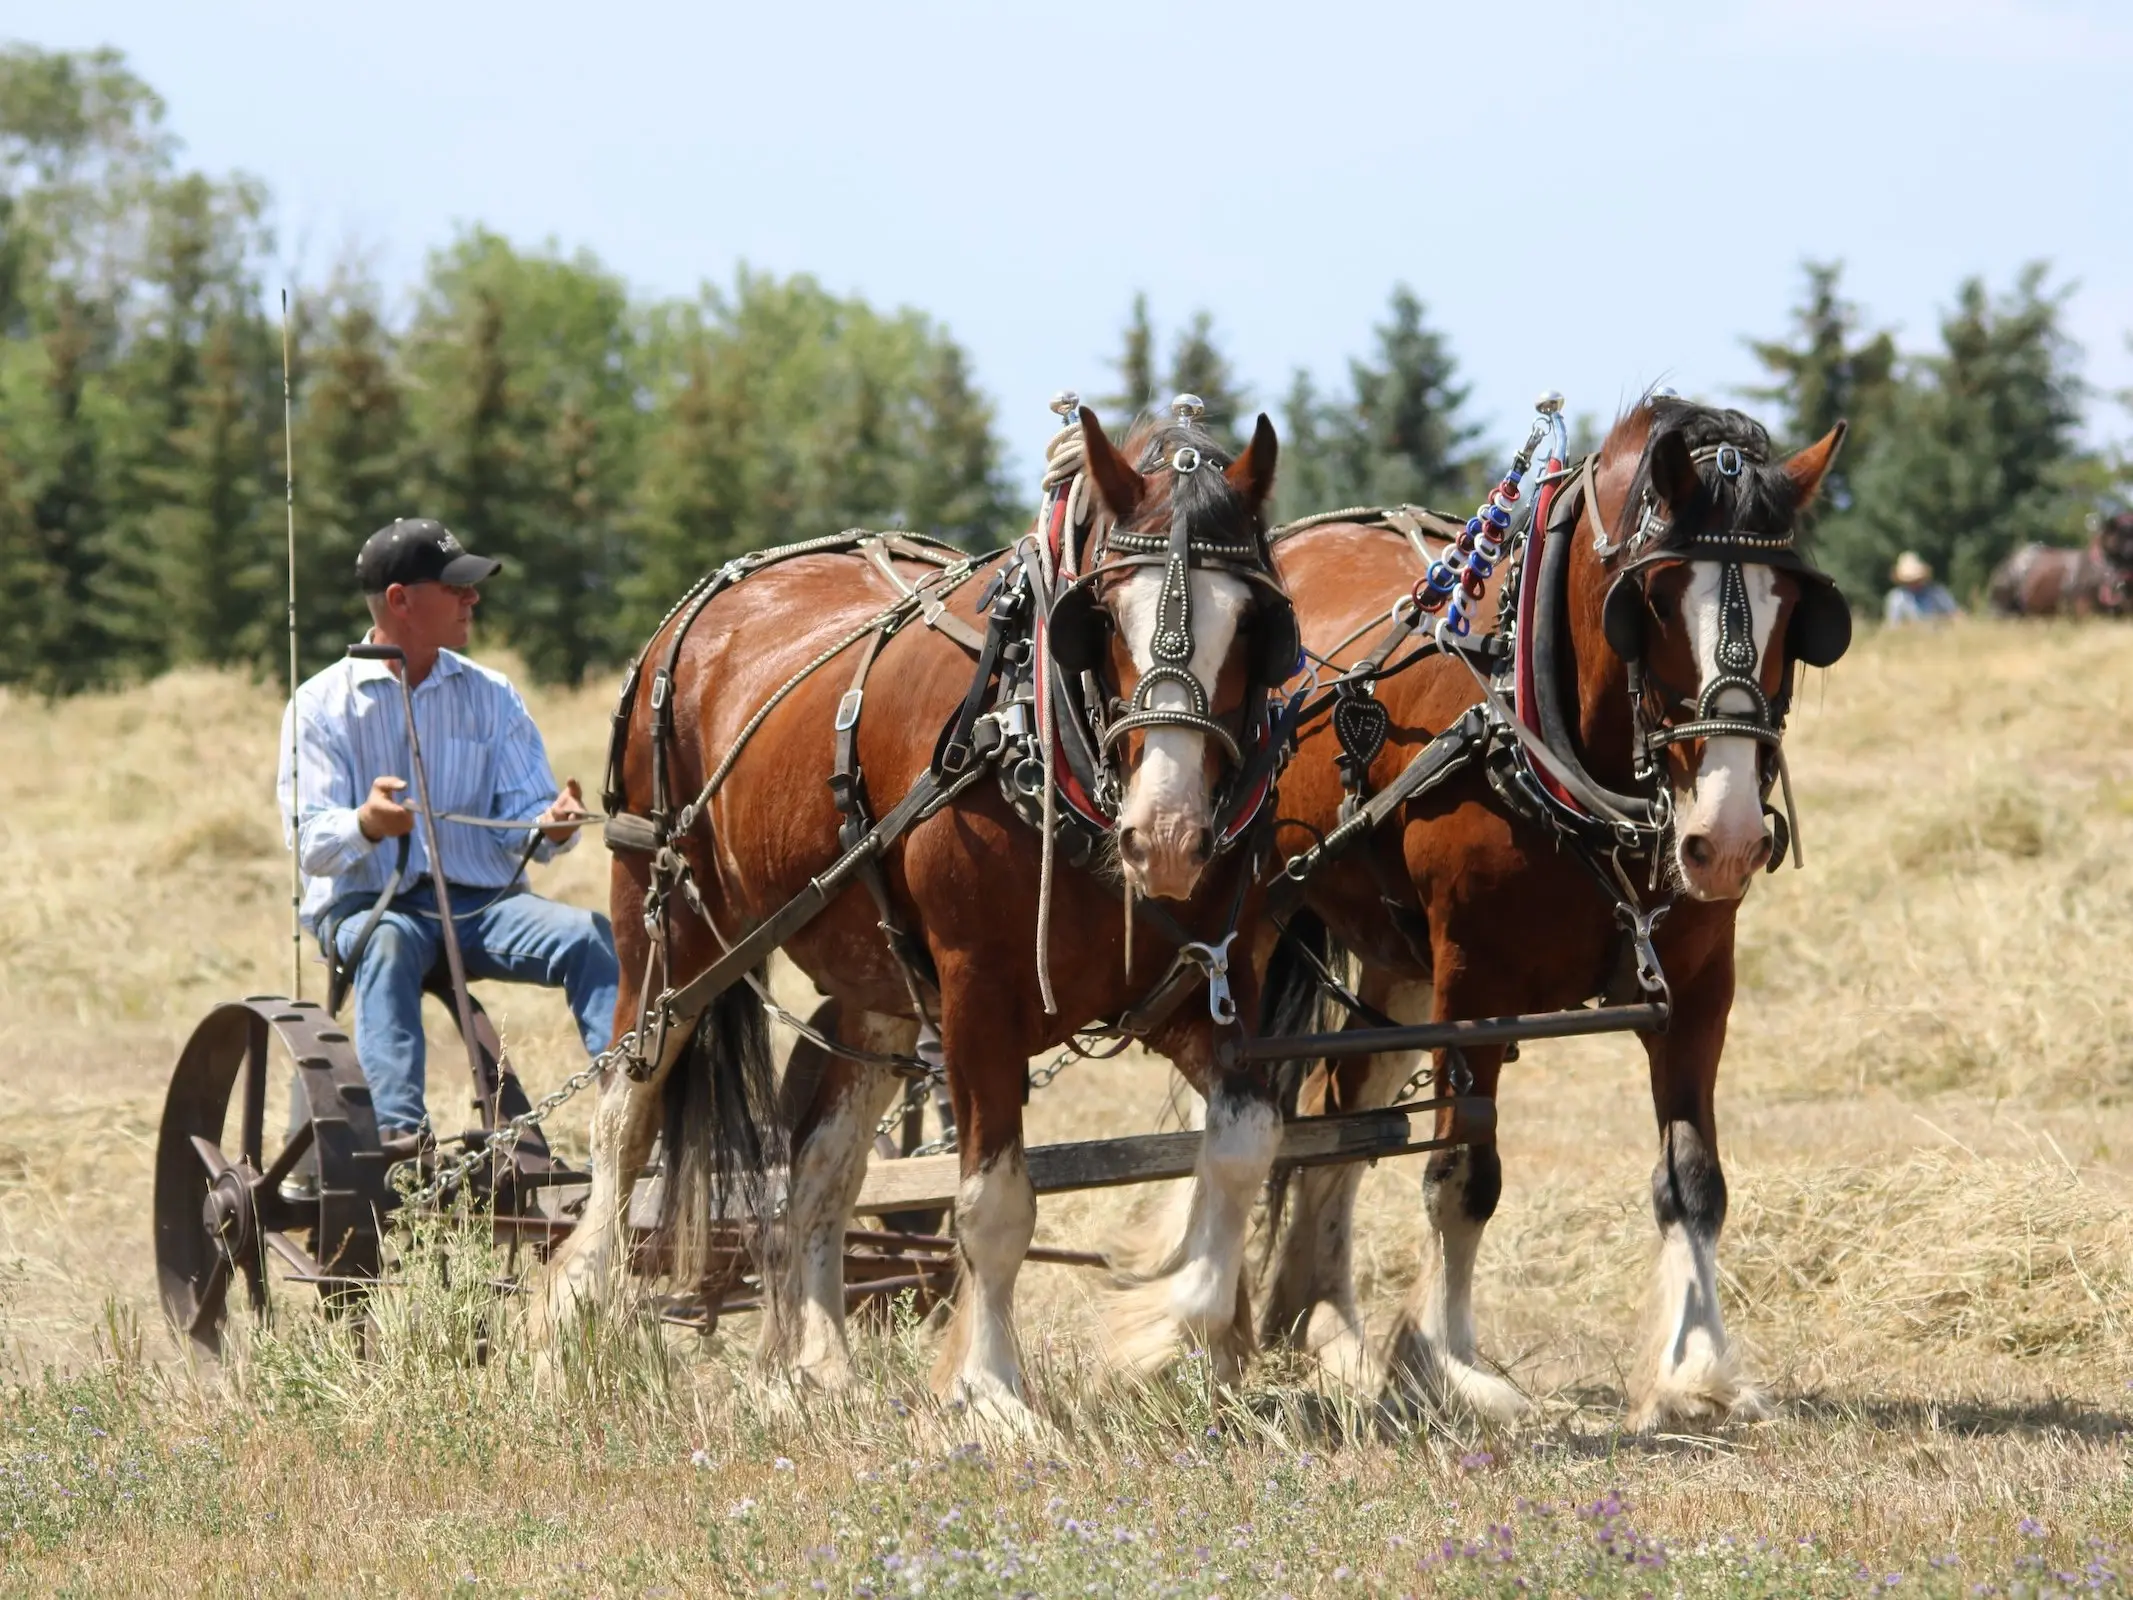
[3,620,2133,1596]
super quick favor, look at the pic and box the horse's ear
[1648,429,1701,513]
[1225,413,1279,506]
[1782,421,1849,509]
[1079,406,1144,521]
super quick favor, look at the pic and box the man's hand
[357,776,414,842]
[538,777,590,846]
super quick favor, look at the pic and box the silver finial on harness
[1652,385,1681,400]
[1535,389,1565,416]
[1170,393,1205,422]
[1050,389,1080,418]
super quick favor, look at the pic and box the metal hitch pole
[1218,1001,1670,1074]
[346,643,493,1127]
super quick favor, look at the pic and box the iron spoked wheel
[154,997,391,1356]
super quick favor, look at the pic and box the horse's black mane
[1614,395,1803,551]
[1120,414,1266,555]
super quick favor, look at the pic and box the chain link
[864,1042,1086,1156]
[390,1015,1093,1209]
[389,1032,633,1209]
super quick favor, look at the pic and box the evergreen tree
[1165,310,1250,448]
[95,169,270,670]
[900,339,1018,547]
[8,286,119,689]
[620,320,746,638]
[404,230,642,683]
[1274,367,1341,519]
[1098,292,1157,421]
[1744,260,1896,509]
[1339,285,1482,509]
[0,417,64,687]
[1275,286,1484,516]
[1829,264,2086,601]
[293,276,410,667]
[617,271,1013,641]
[135,310,274,666]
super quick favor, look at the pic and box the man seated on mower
[277,518,620,1159]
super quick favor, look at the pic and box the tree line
[0,45,2123,696]
[1118,264,2118,609]
[0,46,1018,692]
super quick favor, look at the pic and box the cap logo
[437,532,463,555]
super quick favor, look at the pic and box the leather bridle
[1041,437,1299,847]
[1576,442,1852,864]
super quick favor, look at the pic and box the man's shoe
[378,1128,434,1164]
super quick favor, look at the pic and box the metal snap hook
[1180,933,1238,1026]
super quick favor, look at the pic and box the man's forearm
[299,806,381,877]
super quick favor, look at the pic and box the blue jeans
[328,883,620,1135]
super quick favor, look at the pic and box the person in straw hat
[1884,549,1958,625]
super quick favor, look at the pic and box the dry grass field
[4,619,2133,1595]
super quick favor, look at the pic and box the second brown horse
[1250,396,1848,1429]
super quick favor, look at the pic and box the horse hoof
[1384,1330,1531,1424]
[1627,1375,1768,1433]
[950,1379,1047,1441]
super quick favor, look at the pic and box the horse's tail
[660,971,783,1284]
[1254,909,1342,1243]
[1260,908,1338,1110]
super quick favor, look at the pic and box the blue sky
[15,0,2132,479]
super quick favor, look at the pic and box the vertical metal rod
[391,669,492,1126]
[281,289,303,1002]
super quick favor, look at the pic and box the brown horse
[534,406,1297,1427]
[1246,396,1848,1429]
[1987,512,2133,616]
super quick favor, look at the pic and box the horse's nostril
[1683,833,1715,868]
[1192,827,1214,863]
[1747,834,1773,871]
[1120,826,1146,867]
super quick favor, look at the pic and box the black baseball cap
[356,518,503,593]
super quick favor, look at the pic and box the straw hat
[1891,551,1932,586]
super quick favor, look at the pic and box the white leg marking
[533,1030,681,1348]
[1257,1014,1421,1391]
[1106,1089,1280,1381]
[763,1012,910,1390]
[942,1144,1038,1429]
[1387,1145,1530,1421]
[1630,1221,1764,1430]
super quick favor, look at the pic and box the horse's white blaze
[1111,566,1252,900]
[948,1145,1037,1413]
[1673,562,1781,899]
[1631,1221,1762,1429]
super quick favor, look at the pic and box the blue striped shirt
[276,643,578,929]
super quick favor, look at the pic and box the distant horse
[1248,397,1850,1429]
[534,406,1299,1427]
[1987,513,2133,617]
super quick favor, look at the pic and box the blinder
[1599,549,1853,675]
[1046,584,1110,675]
[1249,595,1302,688]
